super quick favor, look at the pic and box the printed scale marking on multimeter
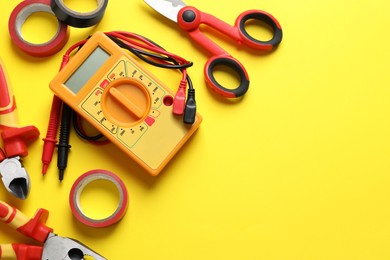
[50,32,202,176]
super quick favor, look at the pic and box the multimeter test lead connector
[172,73,197,125]
[183,88,196,125]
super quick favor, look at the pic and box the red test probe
[41,40,88,175]
[41,54,71,174]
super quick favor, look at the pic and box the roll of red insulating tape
[50,0,108,28]
[69,169,129,228]
[8,0,70,57]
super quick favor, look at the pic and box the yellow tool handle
[0,200,29,229]
[0,200,52,260]
[0,244,18,259]
[0,201,34,260]
[0,200,52,243]
[0,59,19,128]
[0,201,51,259]
[0,244,43,260]
[0,200,30,229]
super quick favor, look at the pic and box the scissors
[144,0,283,98]
[0,200,106,260]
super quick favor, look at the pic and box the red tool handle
[0,60,18,127]
[0,200,53,243]
[0,60,40,158]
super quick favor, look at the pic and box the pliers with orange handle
[0,60,39,199]
[0,200,106,260]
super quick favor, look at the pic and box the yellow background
[1,0,390,259]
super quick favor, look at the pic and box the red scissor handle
[204,56,249,98]
[235,10,283,51]
[177,6,282,98]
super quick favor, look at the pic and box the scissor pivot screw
[182,10,196,22]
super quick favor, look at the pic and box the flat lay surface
[1,0,390,259]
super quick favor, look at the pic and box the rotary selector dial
[101,78,151,127]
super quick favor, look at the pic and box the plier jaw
[0,154,30,200]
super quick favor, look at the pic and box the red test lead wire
[41,55,70,174]
[41,40,88,174]
[105,31,192,69]
[41,95,61,174]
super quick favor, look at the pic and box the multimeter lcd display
[65,47,110,94]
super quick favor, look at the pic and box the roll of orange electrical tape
[8,0,70,57]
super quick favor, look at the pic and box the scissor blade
[143,0,187,22]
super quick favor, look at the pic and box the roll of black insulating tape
[50,0,108,28]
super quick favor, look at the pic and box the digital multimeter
[50,32,202,176]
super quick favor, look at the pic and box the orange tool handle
[0,200,53,243]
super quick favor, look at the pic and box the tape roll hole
[61,0,104,14]
[78,179,121,220]
[17,4,60,45]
